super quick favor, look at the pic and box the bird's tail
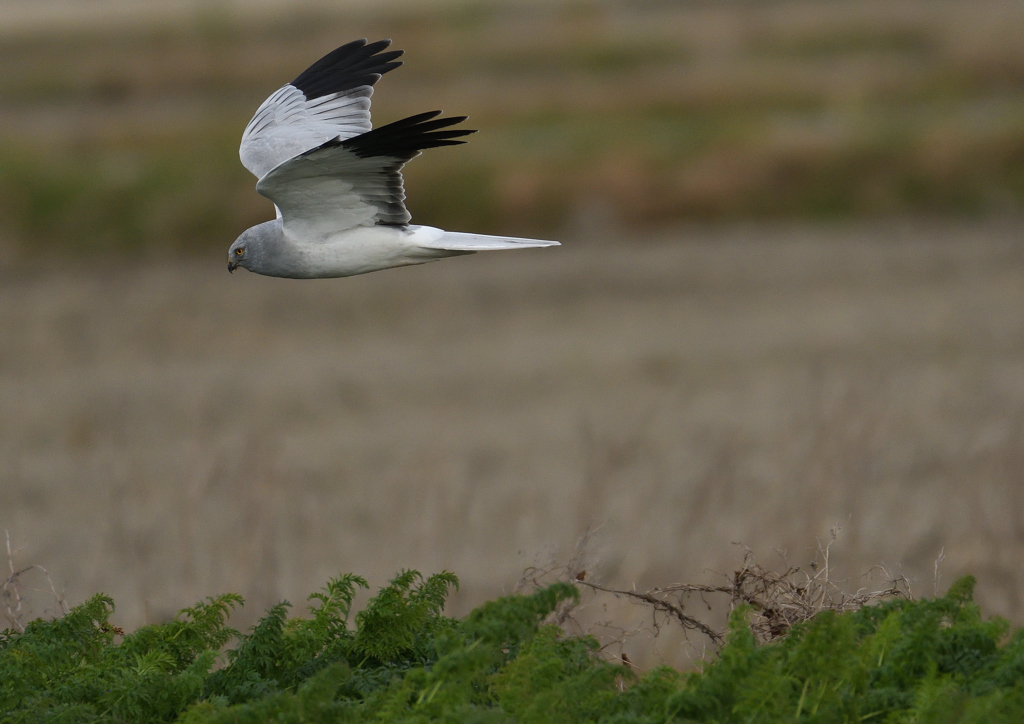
[417,231,560,252]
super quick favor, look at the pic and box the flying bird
[228,39,558,278]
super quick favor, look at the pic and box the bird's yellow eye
[235,247,244,256]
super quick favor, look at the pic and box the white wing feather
[238,39,403,179]
[256,148,396,239]
[240,85,374,179]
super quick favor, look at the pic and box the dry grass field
[3,219,1023,667]
[2,0,1024,669]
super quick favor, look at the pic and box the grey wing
[256,112,475,240]
[239,39,403,179]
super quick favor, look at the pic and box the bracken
[2,570,1024,722]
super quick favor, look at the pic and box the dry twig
[521,527,913,655]
[2,531,68,633]
[577,530,911,646]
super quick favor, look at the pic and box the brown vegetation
[1,220,1022,668]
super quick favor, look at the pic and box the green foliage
[4,574,1024,722]
[349,569,457,667]
[666,576,1021,723]
[0,133,261,255]
[0,592,239,722]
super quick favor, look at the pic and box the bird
[227,39,559,278]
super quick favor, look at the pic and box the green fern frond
[5,569,1024,722]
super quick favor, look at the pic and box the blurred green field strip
[0,33,692,105]
[3,100,1024,254]
[0,128,267,254]
[2,2,1020,118]
[749,24,938,59]
[472,39,689,76]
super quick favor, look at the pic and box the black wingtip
[291,39,405,100]
[340,112,476,159]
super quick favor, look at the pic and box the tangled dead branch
[530,528,913,651]
[580,557,911,646]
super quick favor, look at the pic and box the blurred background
[1,0,1023,666]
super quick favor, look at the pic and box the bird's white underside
[274,224,558,279]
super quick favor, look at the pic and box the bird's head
[228,220,285,274]
[227,233,251,273]
[227,220,285,275]
[227,225,270,273]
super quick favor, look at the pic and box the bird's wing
[239,39,403,179]
[256,111,475,240]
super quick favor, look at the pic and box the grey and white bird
[227,39,558,278]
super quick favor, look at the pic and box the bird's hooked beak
[227,259,238,273]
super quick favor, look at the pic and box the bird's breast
[273,226,444,279]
